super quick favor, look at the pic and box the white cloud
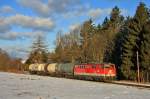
[0,14,54,32]
[62,7,111,19]
[17,0,128,19]
[120,9,128,15]
[17,0,83,17]
[0,18,11,33]
[62,7,126,20]
[5,14,55,31]
[88,8,128,19]
[0,14,54,40]
[88,8,111,19]
[69,23,81,31]
[17,0,49,17]
[48,0,80,13]
[0,6,15,14]
[62,6,87,19]
[0,31,46,40]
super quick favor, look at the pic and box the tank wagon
[46,63,58,75]
[37,64,47,74]
[29,63,39,74]
[56,63,75,77]
[28,63,116,81]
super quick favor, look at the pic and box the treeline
[49,6,124,63]
[26,2,150,82]
[0,48,23,73]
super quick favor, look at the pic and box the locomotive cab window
[111,65,115,68]
[101,64,111,68]
[92,65,96,69]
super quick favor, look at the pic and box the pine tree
[26,36,48,64]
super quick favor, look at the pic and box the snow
[0,72,150,99]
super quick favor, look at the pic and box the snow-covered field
[0,72,150,99]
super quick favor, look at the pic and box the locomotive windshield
[101,64,114,68]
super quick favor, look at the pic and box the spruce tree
[102,17,109,29]
[113,17,131,79]
[121,2,149,80]
[140,22,150,81]
[26,36,48,64]
[103,6,123,62]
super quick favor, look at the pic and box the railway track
[104,80,150,89]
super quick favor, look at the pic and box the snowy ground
[0,72,150,99]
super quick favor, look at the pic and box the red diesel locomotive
[74,63,116,80]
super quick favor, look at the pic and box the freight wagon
[46,63,58,76]
[29,63,39,74]
[56,63,75,77]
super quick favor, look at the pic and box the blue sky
[0,0,150,60]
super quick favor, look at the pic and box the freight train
[29,63,116,81]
